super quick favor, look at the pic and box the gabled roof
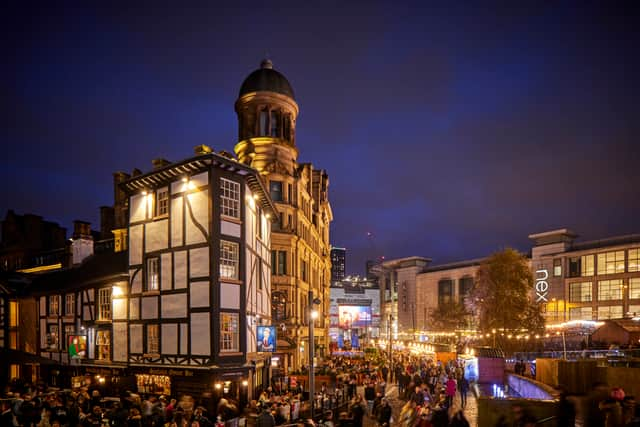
[121,152,278,220]
[29,250,128,294]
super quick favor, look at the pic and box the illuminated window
[569,282,592,302]
[48,324,59,349]
[581,255,594,277]
[220,178,240,219]
[569,307,592,320]
[629,304,640,316]
[65,294,75,317]
[628,249,640,272]
[49,295,60,316]
[97,288,112,321]
[146,258,159,291]
[597,251,625,275]
[597,305,623,320]
[220,312,239,352]
[629,278,640,299]
[156,188,169,216]
[553,259,562,277]
[146,324,159,354]
[269,181,283,202]
[598,279,623,301]
[9,301,19,327]
[96,330,111,360]
[64,325,74,349]
[220,241,239,280]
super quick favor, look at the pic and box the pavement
[364,385,478,427]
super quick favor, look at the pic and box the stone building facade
[234,60,332,372]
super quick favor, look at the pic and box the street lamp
[308,292,322,421]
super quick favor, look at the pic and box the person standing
[445,376,457,409]
[458,375,469,408]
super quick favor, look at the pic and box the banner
[257,325,276,352]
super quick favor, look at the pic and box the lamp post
[308,291,321,421]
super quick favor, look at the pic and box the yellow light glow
[253,194,260,200]
[242,380,248,387]
[17,263,62,273]
[265,213,271,219]
[311,310,319,320]
[214,383,222,390]
[142,190,148,196]
[112,286,124,297]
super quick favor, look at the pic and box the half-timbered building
[118,146,277,399]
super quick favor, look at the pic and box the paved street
[364,385,478,427]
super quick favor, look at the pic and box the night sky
[3,3,639,275]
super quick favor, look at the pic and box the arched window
[259,109,268,136]
[270,110,280,137]
[283,114,291,141]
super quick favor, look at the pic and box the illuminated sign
[338,305,372,328]
[257,325,276,352]
[68,335,87,359]
[535,269,549,302]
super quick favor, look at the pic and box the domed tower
[234,59,299,176]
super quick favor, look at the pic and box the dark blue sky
[2,3,639,275]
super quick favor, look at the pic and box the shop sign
[148,368,194,377]
[86,367,116,375]
[535,269,549,302]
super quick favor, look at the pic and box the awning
[0,348,59,366]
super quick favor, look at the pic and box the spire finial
[261,58,273,69]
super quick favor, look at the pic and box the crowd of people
[0,385,231,427]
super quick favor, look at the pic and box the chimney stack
[152,158,171,169]
[71,220,94,265]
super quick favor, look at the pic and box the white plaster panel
[161,253,172,290]
[87,289,94,302]
[145,220,168,253]
[129,297,139,320]
[129,225,143,265]
[190,281,210,308]
[129,324,143,354]
[113,298,127,320]
[161,293,187,318]
[40,297,46,316]
[141,296,158,319]
[130,269,142,294]
[221,282,240,310]
[83,306,91,321]
[162,324,178,355]
[221,220,241,238]
[180,323,188,355]
[130,194,146,222]
[191,172,208,188]
[189,247,210,278]
[185,190,209,245]
[113,323,127,361]
[171,196,183,247]
[174,251,187,289]
[190,313,210,355]
[171,180,183,194]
